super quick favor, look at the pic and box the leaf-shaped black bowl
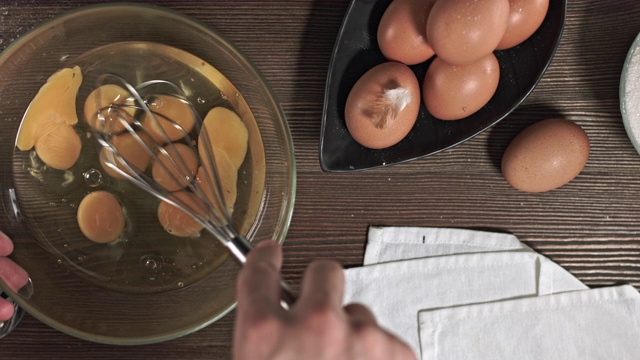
[320,0,566,172]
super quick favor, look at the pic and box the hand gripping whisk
[89,74,296,308]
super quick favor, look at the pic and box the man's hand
[0,231,29,322]
[233,241,417,360]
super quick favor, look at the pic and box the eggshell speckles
[427,0,510,65]
[377,0,437,65]
[345,62,420,149]
[501,118,590,193]
[497,0,549,50]
[422,53,500,120]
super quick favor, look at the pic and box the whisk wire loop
[88,74,296,307]
[92,74,236,244]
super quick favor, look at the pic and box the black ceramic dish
[320,0,566,172]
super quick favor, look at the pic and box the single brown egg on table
[198,106,249,170]
[157,190,206,238]
[496,0,549,50]
[501,118,590,193]
[377,0,437,65]
[34,123,82,170]
[345,61,420,149]
[422,53,500,121]
[83,84,136,134]
[77,190,126,244]
[99,132,154,179]
[427,0,510,65]
[152,143,199,191]
[142,95,196,144]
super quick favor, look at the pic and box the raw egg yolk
[195,106,246,217]
[157,191,205,237]
[77,191,125,243]
[99,132,154,179]
[152,143,199,191]
[34,124,82,170]
[195,154,238,216]
[84,84,135,134]
[16,66,82,151]
[198,106,248,170]
[141,95,196,144]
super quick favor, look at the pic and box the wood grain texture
[3,0,640,358]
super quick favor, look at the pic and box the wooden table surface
[2,0,640,358]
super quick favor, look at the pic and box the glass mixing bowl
[0,3,295,344]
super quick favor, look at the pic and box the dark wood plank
[2,0,640,358]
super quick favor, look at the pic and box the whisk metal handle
[228,236,297,308]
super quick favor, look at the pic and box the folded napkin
[363,226,529,265]
[418,285,640,360]
[362,226,586,292]
[343,227,588,358]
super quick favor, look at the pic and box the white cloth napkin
[418,285,640,360]
[343,227,587,357]
[362,226,586,292]
[363,226,528,265]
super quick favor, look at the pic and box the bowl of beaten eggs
[320,0,566,171]
[0,4,295,344]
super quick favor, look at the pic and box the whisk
[90,74,296,308]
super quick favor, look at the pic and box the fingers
[0,298,15,322]
[0,231,27,313]
[0,231,14,257]
[345,303,418,359]
[0,231,22,324]
[344,303,377,329]
[236,241,284,319]
[233,253,419,360]
[296,260,344,313]
[348,312,418,360]
[385,334,419,360]
[0,257,29,293]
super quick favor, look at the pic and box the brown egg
[427,0,510,65]
[198,106,249,170]
[377,0,437,65]
[77,191,125,243]
[84,84,135,134]
[157,191,205,237]
[16,66,82,151]
[34,124,82,170]
[99,132,154,179]
[142,95,196,144]
[152,143,199,191]
[496,0,550,50]
[422,53,500,120]
[345,61,420,149]
[502,118,590,193]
